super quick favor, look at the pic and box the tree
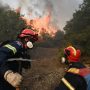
[64,0,90,56]
[53,30,64,47]
[0,5,26,41]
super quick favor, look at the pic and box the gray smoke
[0,0,83,30]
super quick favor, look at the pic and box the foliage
[64,0,90,56]
[36,30,64,48]
[0,5,65,48]
[0,5,26,41]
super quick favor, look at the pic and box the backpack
[67,68,90,90]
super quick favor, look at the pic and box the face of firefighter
[26,41,33,48]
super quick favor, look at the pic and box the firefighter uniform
[0,40,27,90]
[55,46,88,90]
[0,29,38,90]
[55,62,87,90]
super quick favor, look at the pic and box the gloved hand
[4,70,23,87]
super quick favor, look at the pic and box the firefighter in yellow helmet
[55,46,88,90]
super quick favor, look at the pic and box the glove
[4,70,23,87]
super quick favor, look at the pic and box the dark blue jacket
[0,40,27,90]
[55,62,87,90]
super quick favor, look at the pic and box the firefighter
[0,28,38,90]
[55,46,87,90]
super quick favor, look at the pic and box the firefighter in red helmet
[18,28,38,48]
[55,46,88,90]
[0,28,38,90]
[61,46,81,63]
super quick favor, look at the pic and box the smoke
[46,0,83,30]
[18,0,46,19]
[0,0,83,30]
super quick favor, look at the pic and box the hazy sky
[0,0,83,30]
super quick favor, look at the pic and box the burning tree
[21,13,57,38]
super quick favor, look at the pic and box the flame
[15,6,57,37]
[21,14,57,37]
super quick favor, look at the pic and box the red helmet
[64,46,81,62]
[18,29,38,42]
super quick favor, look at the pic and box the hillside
[21,47,65,90]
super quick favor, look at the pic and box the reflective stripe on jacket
[67,68,90,90]
[62,78,75,90]
[4,44,17,54]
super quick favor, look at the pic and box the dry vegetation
[21,47,65,90]
[21,47,90,90]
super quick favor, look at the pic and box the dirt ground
[21,47,65,90]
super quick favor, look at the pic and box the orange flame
[15,6,57,37]
[21,15,57,37]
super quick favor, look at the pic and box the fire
[15,6,57,37]
[21,14,57,37]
